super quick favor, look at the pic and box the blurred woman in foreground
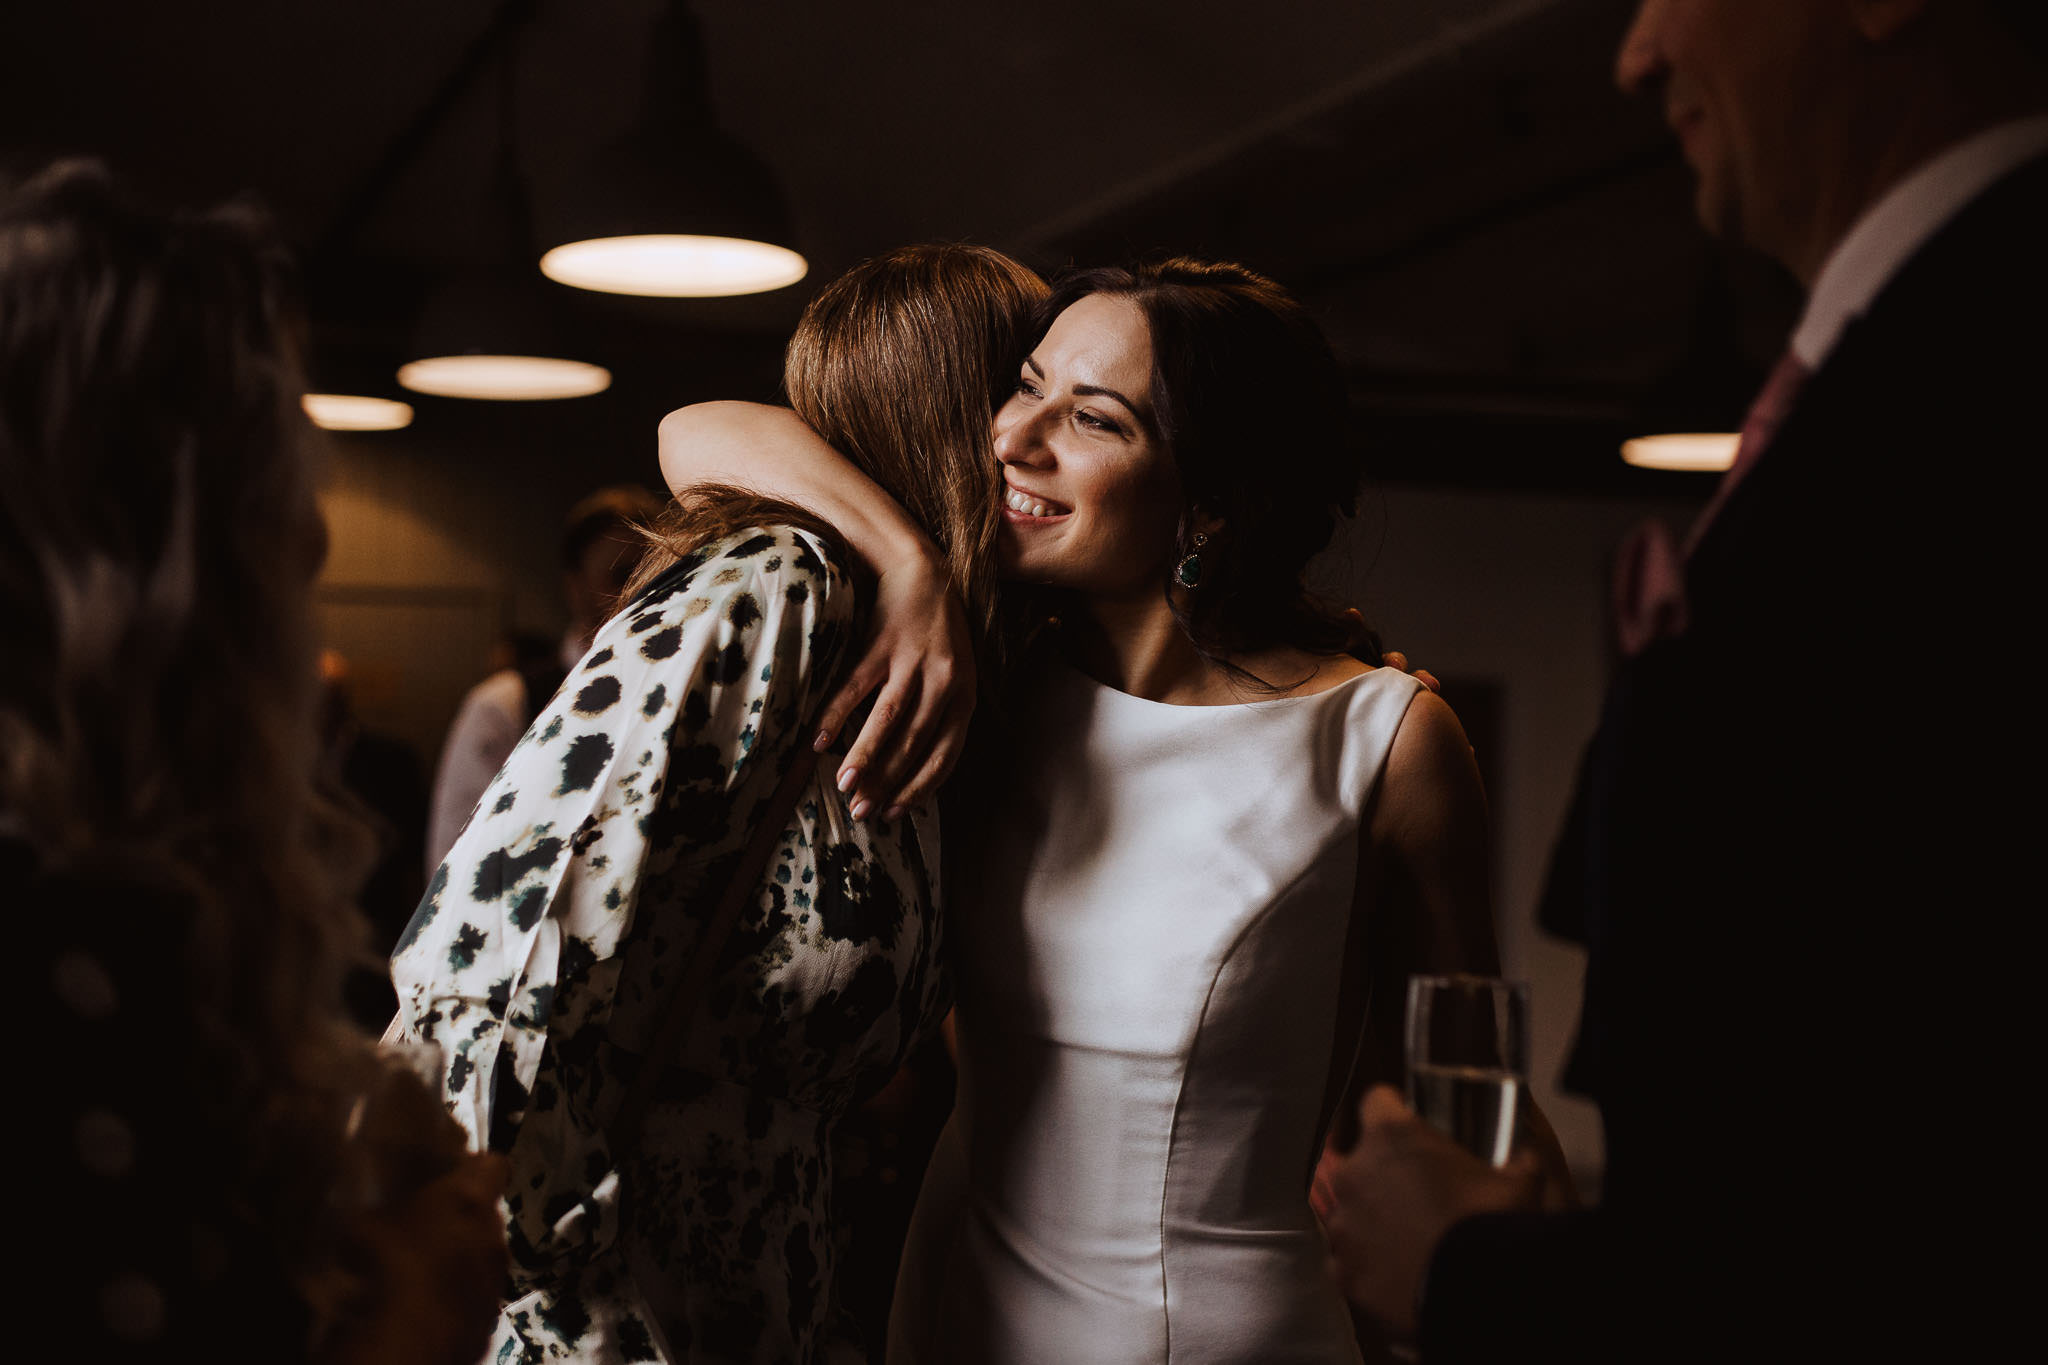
[0,161,505,1363]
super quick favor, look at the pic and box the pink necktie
[1612,517,1689,658]
[1613,350,1813,656]
[1684,350,1813,555]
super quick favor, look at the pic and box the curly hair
[0,162,379,1297]
[1034,258,1378,679]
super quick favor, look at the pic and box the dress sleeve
[386,526,859,1176]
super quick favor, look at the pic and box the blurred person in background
[315,648,430,1028]
[0,161,506,1364]
[1319,1,2048,1358]
[487,626,572,683]
[424,483,661,870]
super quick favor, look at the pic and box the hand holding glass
[1404,974,1528,1168]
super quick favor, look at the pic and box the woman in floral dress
[387,245,1046,1363]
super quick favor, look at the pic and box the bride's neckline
[1055,656,1383,712]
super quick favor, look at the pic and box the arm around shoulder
[657,401,809,493]
[657,403,977,813]
[657,401,935,579]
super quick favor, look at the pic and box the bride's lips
[1002,483,1070,523]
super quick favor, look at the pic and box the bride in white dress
[659,257,1505,1363]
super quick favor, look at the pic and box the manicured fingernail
[837,766,859,793]
[850,797,871,819]
[813,730,833,752]
[884,805,904,822]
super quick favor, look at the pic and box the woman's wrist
[866,521,946,583]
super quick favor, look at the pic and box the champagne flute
[1404,974,1528,1168]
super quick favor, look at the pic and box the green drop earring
[1174,532,1209,589]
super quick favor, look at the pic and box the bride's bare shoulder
[1251,648,1374,700]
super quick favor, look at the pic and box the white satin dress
[890,660,1425,1364]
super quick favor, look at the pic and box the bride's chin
[995,545,1061,587]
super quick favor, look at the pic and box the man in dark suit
[1321,1,2046,1357]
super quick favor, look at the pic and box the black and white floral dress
[388,525,947,1364]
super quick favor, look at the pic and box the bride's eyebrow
[1023,355,1155,433]
[1072,383,1148,430]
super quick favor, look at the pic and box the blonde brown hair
[0,162,377,1302]
[627,244,1048,678]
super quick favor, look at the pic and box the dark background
[1,0,1802,491]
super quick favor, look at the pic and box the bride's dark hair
[1035,258,1379,675]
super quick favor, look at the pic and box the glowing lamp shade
[541,233,806,298]
[396,355,612,401]
[1621,433,1740,472]
[537,3,805,306]
[302,393,415,431]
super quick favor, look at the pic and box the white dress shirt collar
[1792,113,2048,369]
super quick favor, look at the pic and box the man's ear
[1845,0,1930,43]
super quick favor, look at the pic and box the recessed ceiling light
[540,234,808,297]
[302,393,415,431]
[395,356,613,401]
[1620,433,1739,472]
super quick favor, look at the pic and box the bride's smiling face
[991,293,1184,596]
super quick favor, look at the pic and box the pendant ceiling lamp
[397,355,610,401]
[300,340,418,431]
[399,270,611,401]
[304,393,415,431]
[537,0,806,299]
[400,19,611,402]
[1620,433,1738,472]
[1619,252,1785,476]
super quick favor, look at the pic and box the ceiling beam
[312,0,540,264]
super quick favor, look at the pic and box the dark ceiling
[2,0,1801,493]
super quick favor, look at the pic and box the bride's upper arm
[1365,688,1499,976]
[1336,688,1498,1120]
